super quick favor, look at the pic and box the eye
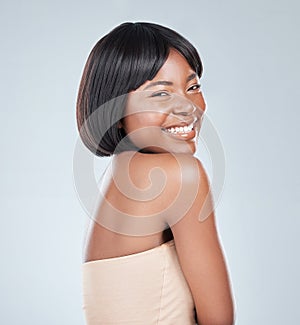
[188,84,201,92]
[150,91,170,97]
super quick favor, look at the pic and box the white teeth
[166,123,193,134]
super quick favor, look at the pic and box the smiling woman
[121,49,206,154]
[76,22,234,325]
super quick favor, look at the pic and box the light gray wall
[0,0,299,324]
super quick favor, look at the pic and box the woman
[76,22,234,324]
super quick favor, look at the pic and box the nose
[171,94,197,116]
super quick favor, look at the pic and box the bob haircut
[76,22,203,157]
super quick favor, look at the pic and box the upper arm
[167,157,234,325]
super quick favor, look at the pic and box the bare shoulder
[110,151,206,223]
[112,151,204,188]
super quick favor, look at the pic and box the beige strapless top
[81,239,197,324]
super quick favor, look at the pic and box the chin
[142,143,197,155]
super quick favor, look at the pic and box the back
[82,151,179,263]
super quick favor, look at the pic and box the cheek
[189,93,206,112]
[123,113,166,134]
[121,112,167,150]
[122,114,139,134]
[199,93,206,112]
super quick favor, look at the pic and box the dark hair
[76,22,203,157]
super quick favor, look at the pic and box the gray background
[1,0,299,324]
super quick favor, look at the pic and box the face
[121,49,206,154]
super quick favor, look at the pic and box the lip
[163,118,197,129]
[161,123,197,141]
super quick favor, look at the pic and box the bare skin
[82,50,234,325]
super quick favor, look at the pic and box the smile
[163,122,194,134]
[162,123,196,139]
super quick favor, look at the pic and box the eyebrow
[186,72,197,82]
[143,73,198,90]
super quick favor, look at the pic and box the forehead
[153,49,194,78]
[133,49,197,92]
